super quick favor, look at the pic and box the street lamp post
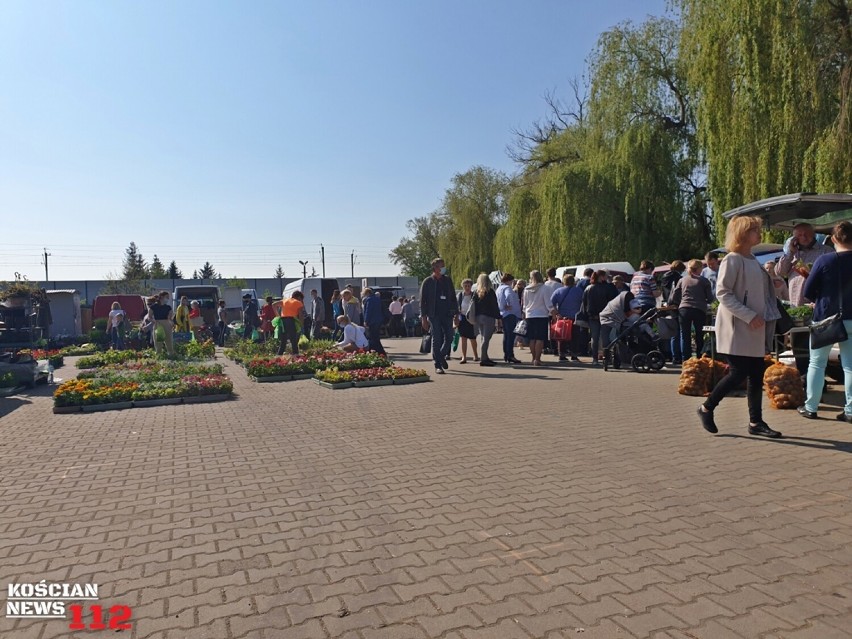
[299,260,309,279]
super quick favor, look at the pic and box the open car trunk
[722,192,852,233]
[723,192,852,384]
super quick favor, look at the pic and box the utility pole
[299,260,309,279]
[350,251,355,278]
[320,245,326,277]
[42,248,51,281]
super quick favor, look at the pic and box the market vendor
[776,222,834,306]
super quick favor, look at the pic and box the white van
[281,278,340,328]
[556,262,636,281]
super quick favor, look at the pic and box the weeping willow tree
[680,0,852,229]
[436,166,510,281]
[496,17,708,274]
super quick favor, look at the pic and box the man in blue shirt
[551,275,584,361]
[497,272,522,364]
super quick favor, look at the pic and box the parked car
[556,262,636,281]
[172,285,220,327]
[281,278,340,331]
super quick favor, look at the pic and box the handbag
[810,314,847,349]
[514,319,528,336]
[419,331,432,354]
[465,295,477,322]
[574,310,589,330]
[810,275,848,349]
[551,318,573,341]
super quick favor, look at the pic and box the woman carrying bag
[798,221,852,421]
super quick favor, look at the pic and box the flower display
[55,361,233,407]
[313,366,429,384]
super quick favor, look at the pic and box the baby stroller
[603,307,667,373]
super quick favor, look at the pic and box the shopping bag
[550,318,573,341]
[420,332,432,354]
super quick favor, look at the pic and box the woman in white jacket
[522,270,555,366]
[698,215,781,439]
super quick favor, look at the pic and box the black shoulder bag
[810,273,847,349]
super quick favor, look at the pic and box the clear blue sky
[1,0,669,282]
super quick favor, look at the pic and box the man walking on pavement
[420,257,458,374]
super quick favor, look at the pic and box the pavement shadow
[718,433,852,453]
[0,396,33,419]
[446,371,557,380]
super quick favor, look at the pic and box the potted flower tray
[53,405,82,414]
[353,379,394,388]
[183,394,232,404]
[133,397,183,408]
[81,401,134,413]
[393,376,430,385]
[313,379,353,390]
[290,373,316,381]
[251,375,292,383]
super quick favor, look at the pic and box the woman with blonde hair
[697,216,781,438]
[474,273,500,366]
[521,270,555,366]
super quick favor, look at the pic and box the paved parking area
[1,339,851,638]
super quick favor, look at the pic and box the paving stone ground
[1,339,851,639]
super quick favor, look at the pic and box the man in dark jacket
[420,257,458,374]
[242,293,260,340]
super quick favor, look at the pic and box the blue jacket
[551,285,584,319]
[803,251,852,321]
[363,294,384,325]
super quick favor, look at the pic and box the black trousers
[704,354,764,424]
[277,317,300,355]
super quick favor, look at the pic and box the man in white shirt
[388,296,404,337]
[335,315,368,352]
[701,252,721,299]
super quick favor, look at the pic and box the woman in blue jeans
[799,221,852,421]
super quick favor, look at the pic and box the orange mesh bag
[763,362,805,409]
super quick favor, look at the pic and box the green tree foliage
[149,255,167,279]
[121,242,148,280]
[274,264,285,279]
[192,270,199,279]
[496,17,708,274]
[437,166,510,282]
[100,273,154,295]
[166,260,183,279]
[391,167,509,282]
[198,262,216,279]
[680,0,852,231]
[389,214,444,282]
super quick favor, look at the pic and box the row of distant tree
[98,242,286,294]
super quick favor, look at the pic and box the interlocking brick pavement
[1,339,851,638]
